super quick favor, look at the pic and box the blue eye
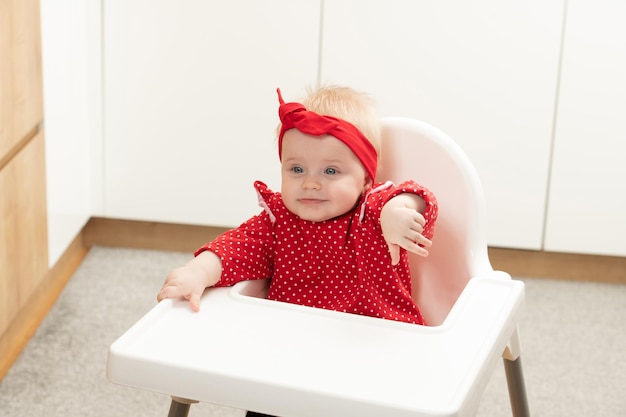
[292,166,304,174]
[324,167,337,175]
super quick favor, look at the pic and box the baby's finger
[412,211,426,226]
[410,219,424,233]
[157,285,181,302]
[187,291,202,312]
[415,234,432,247]
[387,242,401,265]
[405,241,430,257]
[398,234,430,256]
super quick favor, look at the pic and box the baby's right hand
[157,263,210,312]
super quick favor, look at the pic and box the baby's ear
[363,176,373,191]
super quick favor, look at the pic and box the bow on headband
[277,88,378,181]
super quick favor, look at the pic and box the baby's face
[280,130,371,222]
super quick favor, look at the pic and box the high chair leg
[167,397,198,417]
[503,356,530,417]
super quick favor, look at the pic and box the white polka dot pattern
[196,181,438,325]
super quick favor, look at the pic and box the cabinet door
[40,0,102,266]
[0,0,43,159]
[321,0,564,250]
[103,0,320,227]
[0,132,48,334]
[0,0,47,336]
[545,0,626,256]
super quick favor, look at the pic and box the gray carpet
[1,246,624,417]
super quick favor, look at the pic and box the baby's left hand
[380,194,432,265]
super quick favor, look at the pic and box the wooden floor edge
[82,217,231,253]
[488,247,626,284]
[0,233,89,381]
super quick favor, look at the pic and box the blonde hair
[301,84,381,156]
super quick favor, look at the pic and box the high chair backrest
[377,117,494,325]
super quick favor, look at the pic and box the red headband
[277,88,378,181]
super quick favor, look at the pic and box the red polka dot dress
[195,180,438,325]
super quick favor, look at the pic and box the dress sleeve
[366,180,438,239]
[194,181,279,287]
[194,211,276,287]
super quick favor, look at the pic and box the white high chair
[107,117,529,417]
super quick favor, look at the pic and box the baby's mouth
[298,198,326,205]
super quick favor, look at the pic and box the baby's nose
[302,176,321,190]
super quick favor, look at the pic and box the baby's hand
[380,194,432,265]
[157,265,208,311]
[157,251,222,311]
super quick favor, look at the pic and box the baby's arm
[157,250,223,312]
[380,193,432,265]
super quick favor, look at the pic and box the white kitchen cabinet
[103,0,320,227]
[545,0,626,256]
[86,0,625,256]
[320,0,565,250]
[41,0,102,266]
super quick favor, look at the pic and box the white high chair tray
[107,277,524,417]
